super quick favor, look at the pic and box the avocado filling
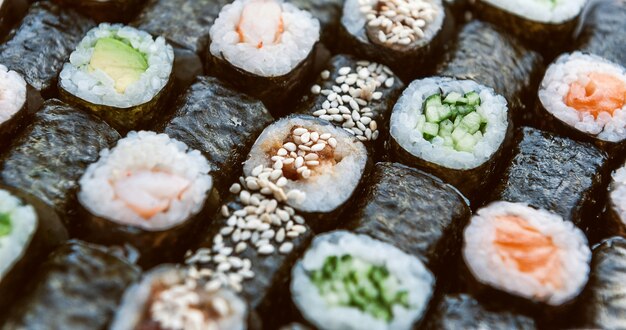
[310,255,410,322]
[89,37,148,94]
[415,91,487,152]
[0,212,11,237]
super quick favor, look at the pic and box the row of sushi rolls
[0,0,626,328]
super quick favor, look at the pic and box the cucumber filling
[0,212,11,237]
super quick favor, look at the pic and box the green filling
[310,255,410,322]
[0,212,12,237]
[415,91,486,152]
[89,37,148,94]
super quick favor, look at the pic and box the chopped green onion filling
[0,212,12,237]
[310,255,410,322]
[416,91,487,152]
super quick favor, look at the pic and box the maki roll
[0,64,28,150]
[346,162,471,274]
[291,231,435,329]
[206,0,321,113]
[111,265,248,330]
[575,0,626,67]
[389,77,511,201]
[436,21,544,124]
[3,240,140,329]
[162,76,274,191]
[77,131,219,267]
[243,115,368,232]
[462,202,591,314]
[491,127,609,229]
[52,0,145,23]
[536,52,626,156]
[337,0,450,81]
[0,99,120,227]
[0,186,67,314]
[59,23,175,132]
[0,1,94,97]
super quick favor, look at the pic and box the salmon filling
[494,215,562,289]
[237,0,284,49]
[565,72,626,118]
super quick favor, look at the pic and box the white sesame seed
[276,228,285,243]
[328,138,337,148]
[257,244,275,255]
[221,205,230,217]
[311,143,326,152]
[338,67,351,75]
[229,183,241,194]
[311,85,321,94]
[279,242,294,254]
[313,109,326,116]
[235,242,247,253]
[370,120,378,131]
[321,70,330,79]
[372,130,380,140]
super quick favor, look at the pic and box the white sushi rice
[209,0,320,77]
[463,201,591,306]
[539,52,626,142]
[292,231,434,330]
[390,77,509,170]
[243,116,367,213]
[59,23,174,108]
[609,166,626,224]
[0,64,27,125]
[78,131,212,231]
[480,0,587,23]
[0,189,37,280]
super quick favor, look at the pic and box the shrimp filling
[565,72,626,118]
[237,0,284,49]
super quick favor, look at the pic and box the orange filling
[565,72,626,118]
[494,215,562,289]
[236,0,284,49]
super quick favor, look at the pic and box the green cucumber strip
[460,112,482,134]
[456,134,477,152]
[465,91,480,105]
[439,119,454,137]
[425,93,442,107]
[423,122,439,140]
[443,92,462,104]
[0,212,11,237]
[425,105,440,123]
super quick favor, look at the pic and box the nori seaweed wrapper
[436,20,544,125]
[288,0,343,50]
[0,84,43,152]
[345,162,471,274]
[2,240,140,330]
[0,1,94,97]
[161,76,274,191]
[422,293,537,330]
[575,0,626,67]
[0,185,68,317]
[572,236,626,329]
[490,127,609,232]
[295,54,405,160]
[0,99,121,229]
[0,0,28,41]
[51,0,145,23]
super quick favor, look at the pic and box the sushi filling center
[237,0,284,48]
[310,255,410,322]
[88,37,148,94]
[565,72,626,119]
[0,212,11,237]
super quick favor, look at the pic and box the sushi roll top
[0,188,37,279]
[479,0,587,24]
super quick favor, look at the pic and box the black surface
[52,0,145,23]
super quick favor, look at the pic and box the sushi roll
[0,185,67,315]
[0,64,28,150]
[59,23,175,132]
[389,77,511,202]
[472,0,588,56]
[162,76,274,191]
[536,52,626,156]
[3,240,140,329]
[243,115,369,232]
[0,99,120,227]
[491,127,609,229]
[110,265,248,330]
[0,1,95,97]
[436,21,544,124]
[346,162,471,274]
[576,0,626,67]
[206,0,321,113]
[52,0,145,23]
[77,131,219,267]
[337,0,451,81]
[462,202,591,314]
[291,231,435,330]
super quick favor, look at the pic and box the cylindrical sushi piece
[0,1,95,97]
[206,0,321,114]
[536,52,626,156]
[0,99,120,227]
[243,115,369,232]
[59,23,175,132]
[461,201,591,315]
[491,127,609,230]
[76,131,219,267]
[337,0,451,81]
[0,0,29,40]
[291,231,435,330]
[296,55,404,156]
[2,240,140,329]
[52,0,145,23]
[0,64,28,150]
[575,0,626,68]
[436,20,544,124]
[472,0,588,56]
[110,265,248,330]
[162,76,274,191]
[0,185,68,315]
[389,77,511,202]
[346,162,471,274]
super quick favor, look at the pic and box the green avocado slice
[89,37,148,94]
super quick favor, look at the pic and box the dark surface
[346,162,470,273]
[0,1,94,95]
[0,0,29,41]
[2,240,140,330]
[0,99,120,227]
[576,0,626,67]
[52,0,145,23]
[437,21,544,125]
[162,76,274,191]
